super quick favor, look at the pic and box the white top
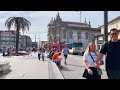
[83,52,99,67]
[38,51,41,54]
[63,48,69,55]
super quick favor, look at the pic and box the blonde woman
[82,42,102,79]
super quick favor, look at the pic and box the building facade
[0,30,32,50]
[95,16,120,51]
[0,30,18,49]
[21,35,32,50]
[40,41,48,48]
[32,42,38,49]
[47,13,101,48]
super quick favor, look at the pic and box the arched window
[63,30,66,39]
[69,31,73,39]
[78,31,81,39]
[85,32,89,39]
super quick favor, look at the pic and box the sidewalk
[0,53,49,79]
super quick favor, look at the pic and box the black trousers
[107,70,120,79]
[64,55,68,59]
[38,54,41,60]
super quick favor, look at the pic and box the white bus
[65,42,83,54]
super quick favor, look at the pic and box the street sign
[97,40,104,44]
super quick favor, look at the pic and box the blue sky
[0,11,120,42]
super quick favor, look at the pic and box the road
[60,53,108,79]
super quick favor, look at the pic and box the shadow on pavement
[60,66,75,71]
[67,63,84,68]
[0,69,12,78]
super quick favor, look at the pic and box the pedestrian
[95,28,120,79]
[28,48,32,56]
[62,45,69,65]
[49,50,53,60]
[82,42,103,79]
[38,48,42,60]
[2,47,6,57]
[52,52,62,68]
[42,48,45,61]
[7,48,10,57]
[9,47,12,57]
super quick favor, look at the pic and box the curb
[48,59,64,79]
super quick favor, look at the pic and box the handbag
[89,53,103,75]
[97,68,102,75]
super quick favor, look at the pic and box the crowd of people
[2,47,13,57]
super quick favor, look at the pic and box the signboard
[97,40,104,44]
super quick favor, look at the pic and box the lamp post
[76,11,82,42]
[104,11,108,42]
[57,11,60,44]
[38,35,41,48]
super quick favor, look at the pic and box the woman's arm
[94,53,104,68]
[83,60,93,75]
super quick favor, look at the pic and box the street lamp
[38,35,41,48]
[57,11,60,44]
[76,11,82,42]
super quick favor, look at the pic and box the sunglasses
[110,33,118,36]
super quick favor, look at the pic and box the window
[69,31,73,39]
[6,37,10,40]
[85,32,89,39]
[63,30,66,39]
[2,42,5,45]
[78,31,81,39]
[4,42,7,45]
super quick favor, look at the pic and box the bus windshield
[72,43,83,47]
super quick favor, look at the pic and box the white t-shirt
[38,51,41,54]
[83,52,99,67]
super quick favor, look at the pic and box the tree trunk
[16,19,19,54]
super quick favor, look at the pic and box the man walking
[62,45,69,65]
[95,28,120,79]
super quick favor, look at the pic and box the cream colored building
[48,13,100,49]
[95,16,120,51]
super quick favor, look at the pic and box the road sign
[97,40,104,44]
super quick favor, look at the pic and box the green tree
[5,17,31,53]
